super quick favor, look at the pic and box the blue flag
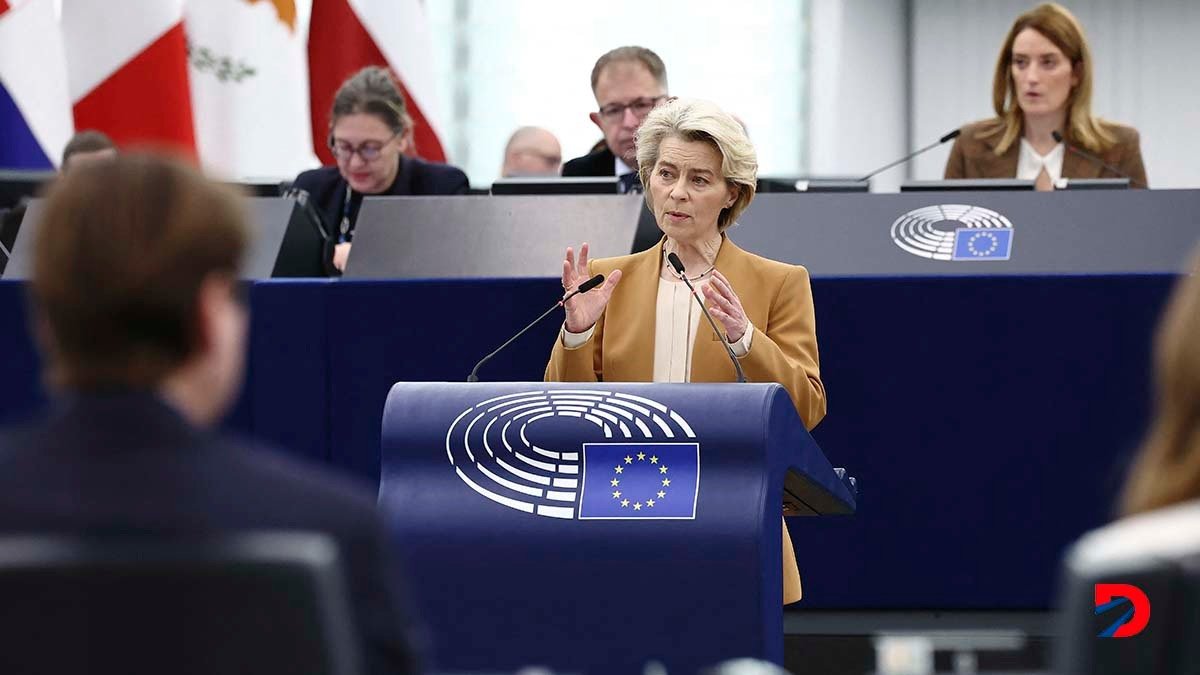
[578,442,700,519]
[953,228,1013,260]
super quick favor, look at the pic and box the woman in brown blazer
[945,2,1147,190]
[545,98,824,604]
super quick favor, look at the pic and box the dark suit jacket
[0,391,419,675]
[561,146,617,177]
[292,155,470,237]
[944,118,1148,188]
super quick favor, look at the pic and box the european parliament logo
[444,390,701,520]
[578,443,700,519]
[891,204,1015,262]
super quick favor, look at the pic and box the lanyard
[338,186,353,243]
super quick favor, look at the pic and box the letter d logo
[1094,583,1150,638]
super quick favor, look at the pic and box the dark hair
[32,154,248,389]
[61,130,116,168]
[329,66,413,136]
[590,46,668,92]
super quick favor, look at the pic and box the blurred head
[636,98,757,242]
[588,46,668,168]
[501,126,562,177]
[328,66,414,194]
[61,130,117,173]
[31,154,249,427]
[989,3,1113,153]
[1121,259,1200,516]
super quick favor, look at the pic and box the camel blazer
[544,236,826,431]
[944,118,1148,188]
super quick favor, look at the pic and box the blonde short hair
[635,98,757,231]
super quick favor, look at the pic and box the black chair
[1055,513,1200,675]
[0,532,361,675]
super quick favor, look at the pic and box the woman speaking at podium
[544,97,824,604]
[944,2,1147,190]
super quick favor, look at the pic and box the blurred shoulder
[406,156,470,194]
[956,118,1006,152]
[292,165,340,191]
[1100,120,1141,146]
[1066,500,1200,572]
[588,244,659,277]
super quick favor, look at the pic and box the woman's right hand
[562,242,622,333]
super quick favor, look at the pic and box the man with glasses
[562,46,669,194]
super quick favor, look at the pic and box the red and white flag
[308,0,447,164]
[62,0,196,157]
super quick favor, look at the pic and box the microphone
[666,252,747,384]
[1051,131,1146,188]
[467,274,604,382]
[856,129,962,183]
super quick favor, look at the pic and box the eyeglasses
[597,96,668,122]
[329,130,400,162]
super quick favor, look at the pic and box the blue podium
[379,382,856,674]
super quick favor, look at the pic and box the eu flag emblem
[952,228,1013,260]
[578,443,700,519]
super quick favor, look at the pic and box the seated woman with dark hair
[293,66,470,274]
[945,2,1147,190]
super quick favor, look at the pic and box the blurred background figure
[0,154,419,674]
[561,46,669,193]
[60,130,117,174]
[500,126,562,177]
[943,2,1147,190]
[293,66,469,274]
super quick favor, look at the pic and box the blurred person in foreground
[293,66,469,274]
[500,126,562,177]
[546,98,825,604]
[0,154,419,674]
[944,2,1146,190]
[562,46,669,193]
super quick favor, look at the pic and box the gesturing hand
[702,270,748,343]
[562,242,622,333]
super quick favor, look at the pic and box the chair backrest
[1056,503,1200,675]
[0,531,361,675]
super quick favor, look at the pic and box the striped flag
[62,0,196,157]
[0,0,74,169]
[308,0,447,164]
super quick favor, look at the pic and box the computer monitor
[272,195,333,278]
[1055,178,1131,190]
[491,176,619,195]
[757,177,869,193]
[901,179,1035,192]
[0,170,55,210]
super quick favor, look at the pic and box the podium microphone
[467,274,605,382]
[666,252,746,384]
[1051,131,1146,188]
[856,129,962,184]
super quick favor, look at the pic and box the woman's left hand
[703,270,748,343]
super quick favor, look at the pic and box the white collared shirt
[614,155,634,178]
[1016,138,1065,184]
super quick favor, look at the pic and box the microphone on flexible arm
[1051,131,1146,188]
[466,274,605,382]
[856,129,962,184]
[666,252,747,384]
